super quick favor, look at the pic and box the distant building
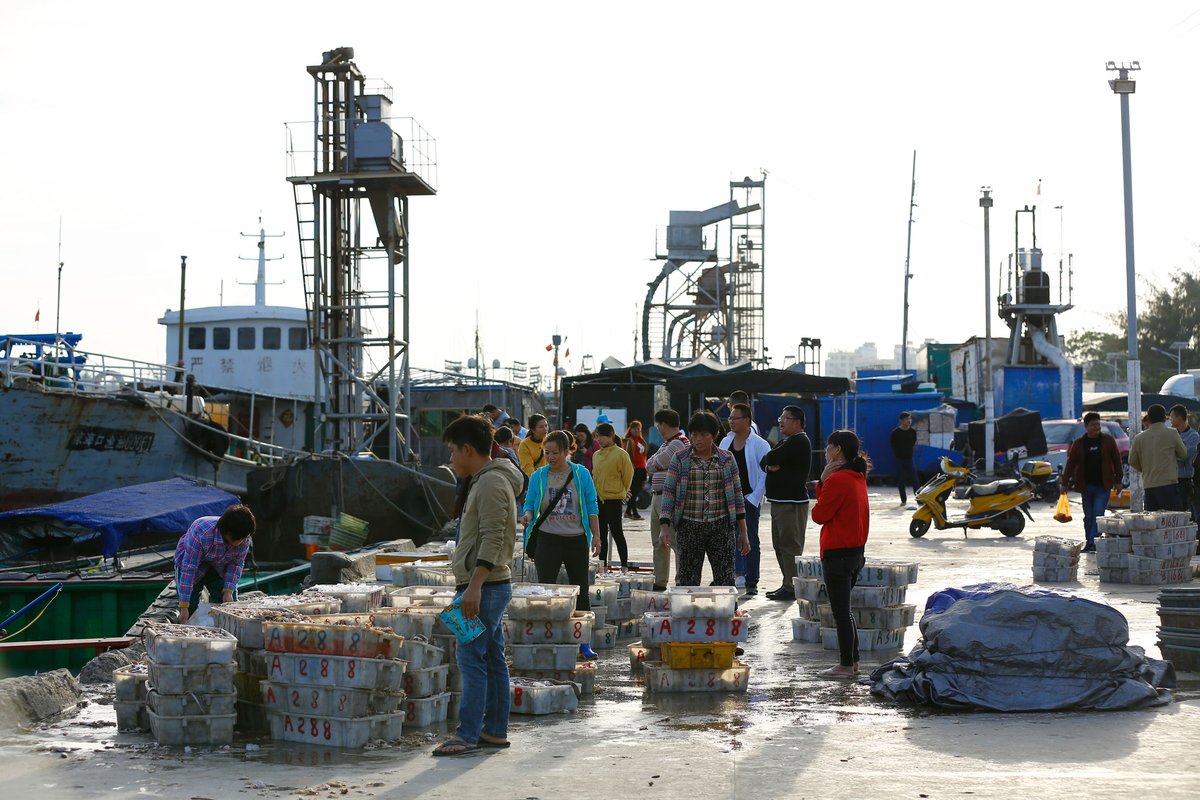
[824,341,919,379]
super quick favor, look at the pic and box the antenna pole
[901,150,917,377]
[177,255,187,377]
[55,217,64,345]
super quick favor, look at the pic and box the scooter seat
[964,479,1022,498]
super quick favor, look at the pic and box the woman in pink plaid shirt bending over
[174,505,255,624]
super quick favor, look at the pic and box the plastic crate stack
[605,572,657,644]
[301,515,335,555]
[1032,536,1083,582]
[258,616,407,747]
[504,583,591,709]
[625,588,673,670]
[587,578,618,651]
[641,586,751,693]
[390,558,457,588]
[1157,587,1200,672]
[1096,511,1196,585]
[112,663,149,732]
[791,558,919,652]
[141,623,239,746]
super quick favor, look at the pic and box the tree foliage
[1066,271,1200,391]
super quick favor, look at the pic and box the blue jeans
[454,582,512,744]
[734,502,761,588]
[174,564,234,609]
[1081,484,1110,545]
[895,458,919,504]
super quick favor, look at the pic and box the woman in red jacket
[810,429,870,678]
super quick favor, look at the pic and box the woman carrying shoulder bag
[810,429,871,678]
[520,429,601,659]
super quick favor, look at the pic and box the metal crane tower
[286,47,437,461]
[641,174,766,365]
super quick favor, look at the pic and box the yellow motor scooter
[909,457,1035,538]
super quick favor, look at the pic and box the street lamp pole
[1108,60,1141,505]
[980,187,995,475]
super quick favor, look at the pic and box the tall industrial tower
[287,47,437,460]
[641,174,766,365]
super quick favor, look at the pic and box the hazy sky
[4,2,1199,381]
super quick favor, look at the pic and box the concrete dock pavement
[0,492,1196,799]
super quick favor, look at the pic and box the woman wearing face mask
[810,429,871,678]
[658,411,750,587]
[520,429,601,659]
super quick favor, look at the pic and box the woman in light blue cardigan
[520,430,601,658]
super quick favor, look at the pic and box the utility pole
[1107,60,1141,506]
[55,217,64,345]
[177,255,187,379]
[980,188,995,475]
[901,150,917,377]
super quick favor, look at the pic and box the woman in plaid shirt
[658,411,750,586]
[175,505,255,624]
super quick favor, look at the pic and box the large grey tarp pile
[869,583,1175,711]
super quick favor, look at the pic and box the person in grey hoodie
[434,414,523,756]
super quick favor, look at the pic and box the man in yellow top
[518,414,549,476]
[1129,403,1188,512]
[592,421,633,568]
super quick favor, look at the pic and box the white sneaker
[734,575,746,589]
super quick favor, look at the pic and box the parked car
[1042,418,1131,460]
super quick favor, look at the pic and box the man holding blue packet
[435,414,523,756]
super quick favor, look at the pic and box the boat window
[187,327,206,350]
[288,327,308,350]
[263,327,281,350]
[238,327,255,350]
[213,327,231,350]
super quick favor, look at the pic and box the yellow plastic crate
[659,641,736,670]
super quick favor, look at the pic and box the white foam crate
[1095,516,1128,534]
[402,692,451,727]
[607,572,656,598]
[1034,536,1083,556]
[819,627,906,651]
[113,664,148,702]
[148,661,236,696]
[386,586,457,608]
[263,621,402,660]
[642,612,750,644]
[377,608,441,639]
[507,611,594,645]
[1133,541,1196,560]
[643,660,750,693]
[142,624,237,667]
[267,711,403,748]
[791,618,821,642]
[586,580,619,610]
[305,585,386,613]
[261,681,402,717]
[1033,565,1079,582]
[148,710,235,746]
[398,638,444,670]
[508,584,579,620]
[1130,525,1197,546]
[146,689,236,717]
[1033,551,1079,568]
[628,642,660,669]
[264,651,405,691]
[794,578,827,602]
[855,563,912,587]
[630,589,671,615]
[854,585,908,606]
[510,665,596,695]
[795,557,825,579]
[430,634,459,664]
[851,605,916,629]
[614,618,639,639]
[1096,536,1132,554]
[511,643,579,671]
[591,604,608,629]
[872,628,907,650]
[114,699,148,731]
[1131,567,1193,585]
[1100,567,1130,583]
[403,664,450,698]
[509,679,579,715]
[593,623,618,650]
[1098,553,1128,568]
[668,586,738,619]
[1126,554,1192,572]
[794,598,823,620]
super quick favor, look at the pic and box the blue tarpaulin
[0,478,238,557]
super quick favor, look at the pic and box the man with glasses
[760,405,811,601]
[720,403,770,595]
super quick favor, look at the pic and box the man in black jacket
[890,412,919,506]
[760,405,811,601]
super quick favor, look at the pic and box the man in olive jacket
[436,414,522,756]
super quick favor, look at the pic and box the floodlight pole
[1108,60,1141,506]
[901,151,916,377]
[980,188,995,475]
